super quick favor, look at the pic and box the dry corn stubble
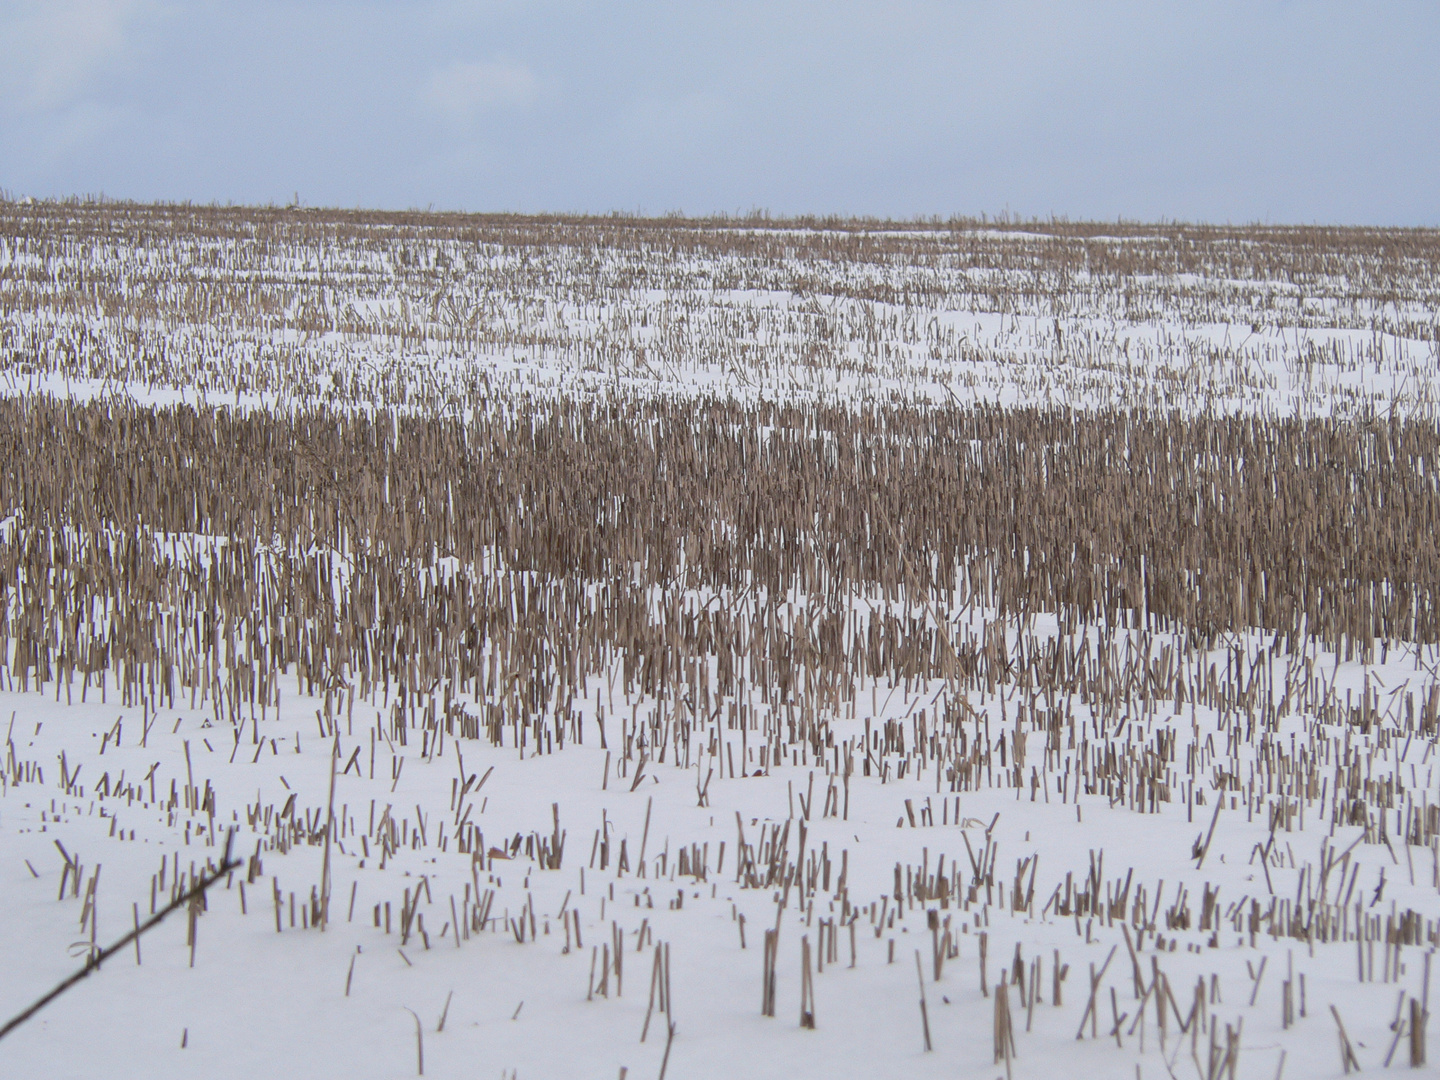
[0,200,1438,1080]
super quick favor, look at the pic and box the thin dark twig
[0,829,240,1042]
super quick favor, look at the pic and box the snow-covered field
[1,200,1439,1079]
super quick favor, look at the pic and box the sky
[0,1,1437,224]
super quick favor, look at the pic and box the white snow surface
[1,593,1435,1080]
[1,210,1437,419]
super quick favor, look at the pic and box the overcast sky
[1,1,1436,224]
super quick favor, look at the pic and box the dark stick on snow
[0,829,240,1043]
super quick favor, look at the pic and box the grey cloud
[0,0,1435,223]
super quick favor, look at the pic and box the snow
[1,611,1434,1079]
